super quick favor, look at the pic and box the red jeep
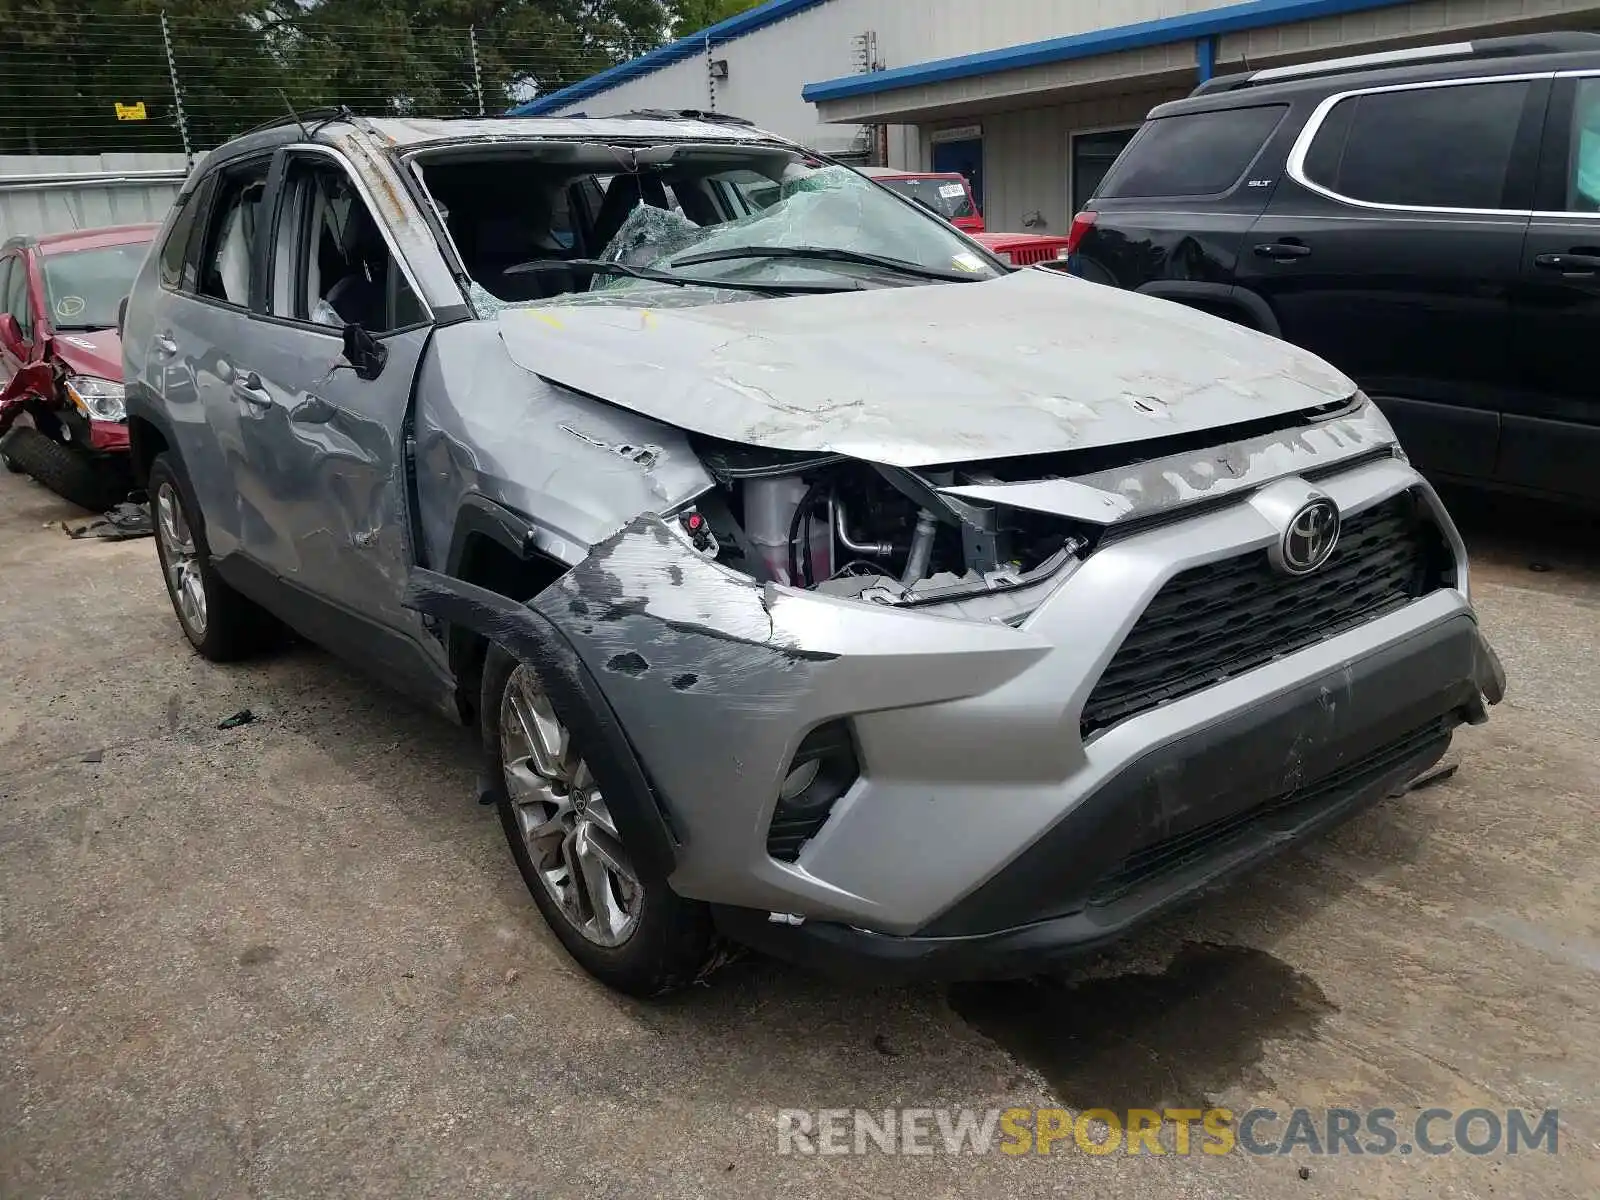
[0,223,156,510]
[859,167,985,233]
[858,168,1071,267]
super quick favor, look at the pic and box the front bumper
[713,611,1499,980]
[88,419,129,453]
[533,457,1502,976]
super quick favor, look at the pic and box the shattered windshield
[875,175,977,220]
[422,145,1001,313]
[589,165,994,293]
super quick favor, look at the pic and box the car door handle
[153,332,178,358]
[1254,242,1312,260]
[231,372,272,408]
[1533,252,1600,274]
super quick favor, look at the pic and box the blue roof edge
[801,0,1416,103]
[509,0,832,115]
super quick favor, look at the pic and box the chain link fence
[0,9,665,160]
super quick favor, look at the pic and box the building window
[1070,128,1137,213]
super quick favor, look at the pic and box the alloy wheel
[500,663,640,947]
[155,481,207,638]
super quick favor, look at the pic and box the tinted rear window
[1097,105,1286,198]
[876,176,976,219]
[1301,80,1531,209]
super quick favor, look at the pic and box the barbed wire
[0,9,702,156]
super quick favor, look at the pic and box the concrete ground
[1,468,1596,1200]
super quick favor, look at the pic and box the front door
[241,146,440,684]
[932,138,983,214]
[1506,72,1600,502]
[1236,76,1545,483]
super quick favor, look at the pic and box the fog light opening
[766,720,859,863]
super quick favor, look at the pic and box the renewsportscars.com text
[776,1107,1560,1157]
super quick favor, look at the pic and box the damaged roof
[364,116,778,148]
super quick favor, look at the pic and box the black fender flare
[1134,280,1281,338]
[444,493,540,577]
[402,568,680,880]
[123,388,183,487]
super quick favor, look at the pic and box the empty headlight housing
[65,376,126,422]
[765,720,859,863]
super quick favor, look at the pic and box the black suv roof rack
[1193,31,1600,95]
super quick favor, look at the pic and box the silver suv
[123,111,1504,995]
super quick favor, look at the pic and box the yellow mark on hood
[525,311,564,330]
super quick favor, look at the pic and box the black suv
[1071,33,1600,507]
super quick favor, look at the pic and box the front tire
[0,424,129,510]
[481,644,714,996]
[148,453,277,661]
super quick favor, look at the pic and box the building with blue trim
[512,0,1600,233]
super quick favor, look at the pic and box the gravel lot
[2,469,1597,1199]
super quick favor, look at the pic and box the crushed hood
[49,329,123,381]
[496,270,1355,467]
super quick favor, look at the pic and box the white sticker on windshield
[938,183,966,200]
[952,253,985,273]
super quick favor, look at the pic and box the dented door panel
[243,318,432,638]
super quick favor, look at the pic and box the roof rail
[607,108,756,126]
[239,106,357,137]
[1192,31,1600,95]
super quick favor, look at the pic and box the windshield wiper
[503,258,863,295]
[668,246,984,283]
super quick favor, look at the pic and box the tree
[0,0,682,155]
[668,0,763,37]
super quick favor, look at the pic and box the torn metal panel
[495,269,1356,468]
[413,321,714,568]
[327,129,465,314]
[401,567,681,881]
[531,515,1049,915]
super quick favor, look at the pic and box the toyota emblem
[1275,497,1341,575]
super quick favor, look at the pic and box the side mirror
[0,312,24,354]
[340,323,387,382]
[117,295,130,339]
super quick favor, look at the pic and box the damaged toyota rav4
[123,111,1504,995]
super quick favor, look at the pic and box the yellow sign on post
[114,101,148,121]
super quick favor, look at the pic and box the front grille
[1088,717,1452,907]
[1007,244,1066,266]
[1080,492,1447,737]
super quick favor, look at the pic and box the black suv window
[1303,80,1531,210]
[1096,105,1285,198]
[1564,77,1600,212]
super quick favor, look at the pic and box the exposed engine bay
[674,440,1089,625]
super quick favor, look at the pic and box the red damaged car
[0,223,157,510]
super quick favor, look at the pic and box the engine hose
[787,478,830,587]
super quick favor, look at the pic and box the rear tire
[0,424,130,511]
[481,644,715,996]
[148,452,279,661]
